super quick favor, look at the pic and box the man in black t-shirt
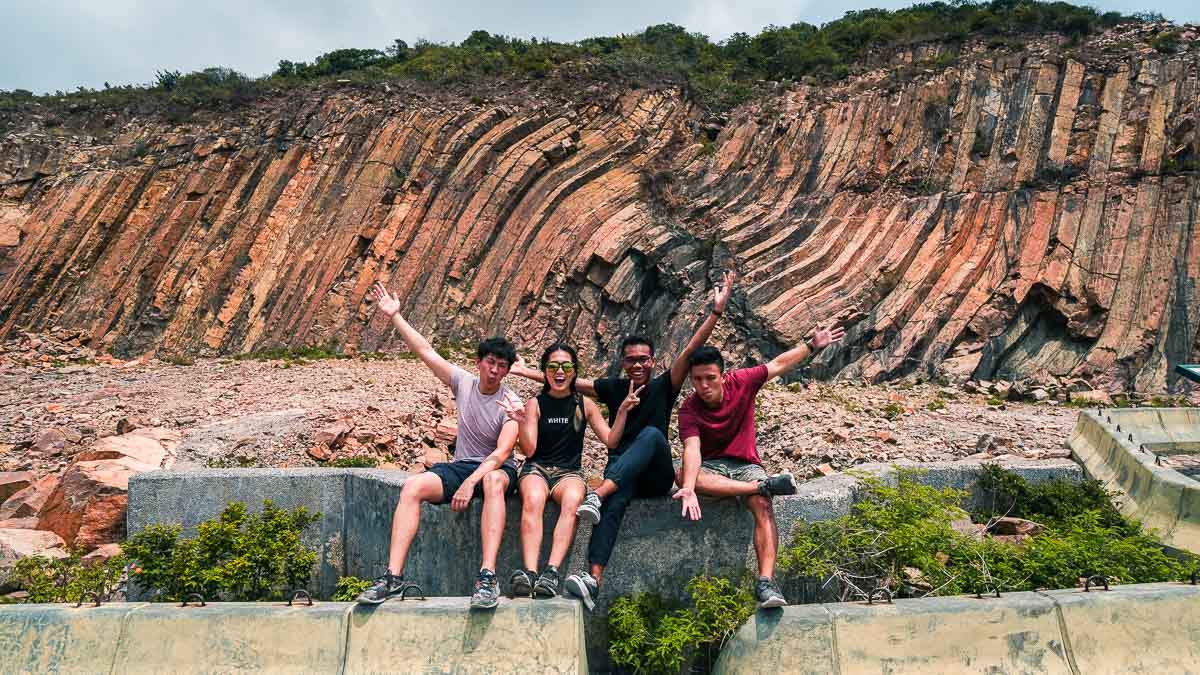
[511,272,734,610]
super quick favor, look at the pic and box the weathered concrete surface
[345,597,587,674]
[113,602,351,674]
[2,35,1198,393]
[0,599,586,674]
[1069,408,1200,552]
[0,603,147,674]
[715,582,1200,675]
[128,459,1080,669]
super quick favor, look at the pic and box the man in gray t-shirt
[356,282,521,611]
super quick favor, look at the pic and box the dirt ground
[0,346,1088,482]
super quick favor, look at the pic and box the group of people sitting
[356,275,844,610]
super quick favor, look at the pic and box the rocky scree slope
[0,26,1198,392]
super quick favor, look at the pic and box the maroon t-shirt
[677,365,769,465]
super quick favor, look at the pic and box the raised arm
[669,271,735,390]
[764,323,845,381]
[371,282,457,388]
[511,356,598,397]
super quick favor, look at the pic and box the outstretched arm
[764,323,845,381]
[669,271,735,391]
[510,356,597,397]
[371,282,457,388]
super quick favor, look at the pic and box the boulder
[37,457,154,550]
[81,543,124,566]
[32,428,69,455]
[315,418,354,448]
[0,474,60,520]
[0,527,67,566]
[76,427,179,468]
[307,445,332,462]
[0,471,34,503]
[988,516,1044,537]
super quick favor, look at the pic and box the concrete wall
[1069,408,1200,553]
[127,459,1081,669]
[0,598,587,674]
[714,582,1200,675]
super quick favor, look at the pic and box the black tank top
[533,392,585,470]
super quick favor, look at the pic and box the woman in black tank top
[499,342,633,598]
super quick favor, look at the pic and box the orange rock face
[0,42,1197,392]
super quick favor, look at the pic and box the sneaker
[356,573,407,605]
[564,571,599,611]
[755,576,787,609]
[576,492,602,524]
[509,569,535,598]
[534,566,561,598]
[758,471,797,497]
[470,569,500,610]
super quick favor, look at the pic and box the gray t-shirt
[450,367,521,468]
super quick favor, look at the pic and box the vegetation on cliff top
[0,1,1164,116]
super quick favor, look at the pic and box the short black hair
[477,337,517,366]
[687,345,724,372]
[620,335,655,357]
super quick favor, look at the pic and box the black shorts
[427,460,518,505]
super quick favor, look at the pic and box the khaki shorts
[519,462,586,492]
[700,457,768,483]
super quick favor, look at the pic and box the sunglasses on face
[546,361,575,373]
[623,355,652,366]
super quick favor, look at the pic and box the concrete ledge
[0,599,586,675]
[715,582,1200,675]
[127,459,1080,669]
[1068,408,1200,552]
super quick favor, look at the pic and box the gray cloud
[3,0,1196,93]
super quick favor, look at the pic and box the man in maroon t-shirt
[675,323,844,607]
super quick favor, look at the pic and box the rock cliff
[1,29,1197,392]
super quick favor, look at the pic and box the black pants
[587,427,675,567]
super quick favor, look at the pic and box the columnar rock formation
[1,35,1197,392]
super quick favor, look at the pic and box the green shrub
[123,500,320,602]
[926,398,947,411]
[329,456,379,468]
[8,551,127,603]
[609,575,754,674]
[779,468,1196,601]
[880,402,904,419]
[332,575,372,601]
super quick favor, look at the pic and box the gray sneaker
[755,576,786,609]
[758,471,797,497]
[564,571,599,611]
[470,569,500,610]
[534,566,561,598]
[356,573,407,605]
[509,569,535,598]
[576,492,602,524]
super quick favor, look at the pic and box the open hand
[371,282,401,317]
[619,382,645,413]
[810,323,846,351]
[497,398,526,424]
[713,270,735,314]
[673,487,702,521]
[451,482,474,512]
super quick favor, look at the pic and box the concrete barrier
[1069,408,1200,552]
[128,459,1081,670]
[0,603,146,675]
[714,582,1200,675]
[0,599,587,675]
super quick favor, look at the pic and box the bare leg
[388,473,444,575]
[547,479,586,568]
[693,469,761,497]
[518,476,549,571]
[746,495,778,578]
[594,479,618,500]
[590,563,605,586]
[479,470,510,572]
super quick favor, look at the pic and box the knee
[521,487,547,511]
[746,494,773,518]
[483,470,508,494]
[399,477,430,503]
[636,427,667,447]
[560,487,585,511]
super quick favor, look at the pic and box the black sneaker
[758,471,797,497]
[564,571,598,611]
[576,492,602,524]
[755,576,787,609]
[470,569,500,610]
[509,569,535,598]
[534,566,561,598]
[356,573,407,605]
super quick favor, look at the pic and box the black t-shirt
[532,392,585,470]
[594,371,681,452]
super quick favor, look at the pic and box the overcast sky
[4,0,1196,93]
